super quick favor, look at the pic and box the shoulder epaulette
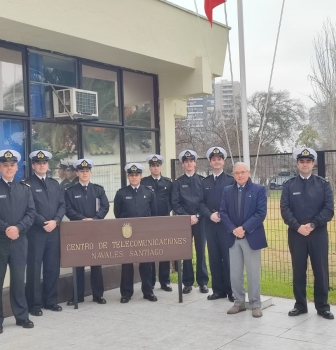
[317,175,329,182]
[198,174,205,179]
[282,176,296,185]
[65,183,77,190]
[117,186,127,192]
[145,186,155,192]
[164,176,172,182]
[176,175,184,180]
[20,180,30,187]
[226,173,234,178]
[93,183,104,189]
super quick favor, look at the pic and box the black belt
[236,236,245,240]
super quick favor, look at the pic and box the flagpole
[237,0,250,169]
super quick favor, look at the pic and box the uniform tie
[214,176,217,183]
[7,181,12,192]
[238,186,244,192]
[41,178,47,190]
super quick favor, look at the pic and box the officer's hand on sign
[5,226,20,240]
[190,215,199,225]
[298,225,311,236]
[210,212,221,223]
[83,218,93,221]
[43,220,57,232]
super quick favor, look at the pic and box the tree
[308,19,336,149]
[295,124,322,149]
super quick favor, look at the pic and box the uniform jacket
[141,175,172,216]
[65,182,110,220]
[199,172,235,221]
[280,175,334,233]
[0,178,36,241]
[171,173,204,216]
[220,178,267,250]
[25,174,66,231]
[113,185,157,218]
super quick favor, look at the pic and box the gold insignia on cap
[122,223,132,239]
[213,148,220,154]
[4,151,13,158]
[131,165,138,171]
[152,156,158,162]
[81,160,88,167]
[185,151,191,157]
[37,151,45,159]
[301,149,310,156]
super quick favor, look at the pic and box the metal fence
[171,151,336,289]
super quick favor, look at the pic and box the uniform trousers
[150,261,170,287]
[74,266,104,300]
[229,238,261,309]
[0,237,29,324]
[26,228,60,310]
[288,229,330,312]
[205,221,232,296]
[120,263,152,297]
[182,221,208,287]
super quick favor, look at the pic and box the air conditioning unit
[53,88,99,120]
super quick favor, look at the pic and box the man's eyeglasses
[232,171,249,176]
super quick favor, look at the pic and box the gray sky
[169,0,335,109]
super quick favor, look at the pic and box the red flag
[204,0,226,26]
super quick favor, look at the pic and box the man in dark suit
[220,162,267,318]
[65,159,110,306]
[25,150,66,316]
[199,147,235,301]
[141,154,173,292]
[114,163,157,303]
[64,162,78,189]
[281,148,334,320]
[58,160,70,189]
[0,150,36,333]
[171,150,209,294]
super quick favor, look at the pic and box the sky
[168,0,335,110]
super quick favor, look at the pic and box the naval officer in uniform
[0,150,36,333]
[141,154,173,292]
[199,147,235,301]
[114,163,158,303]
[25,150,66,316]
[281,148,334,320]
[171,150,209,294]
[65,159,110,306]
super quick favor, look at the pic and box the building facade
[215,79,241,115]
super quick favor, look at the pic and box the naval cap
[29,150,52,162]
[0,149,21,163]
[125,163,144,174]
[178,149,198,162]
[73,159,94,170]
[206,147,227,161]
[293,147,317,161]
[146,154,164,165]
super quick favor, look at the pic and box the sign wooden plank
[60,216,192,268]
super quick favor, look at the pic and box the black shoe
[183,286,192,294]
[67,299,84,306]
[93,297,106,304]
[228,294,235,303]
[207,293,226,300]
[288,308,308,316]
[317,310,334,320]
[29,308,43,316]
[120,296,131,304]
[0,325,3,334]
[16,319,34,328]
[161,284,173,292]
[199,285,209,293]
[44,304,62,312]
[144,294,158,302]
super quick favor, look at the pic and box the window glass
[125,129,156,177]
[31,122,78,181]
[83,126,121,202]
[0,47,25,113]
[123,71,155,128]
[0,119,26,180]
[82,65,119,123]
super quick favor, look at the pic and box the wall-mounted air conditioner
[53,88,99,120]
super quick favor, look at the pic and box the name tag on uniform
[147,186,152,189]
[0,195,6,198]
[205,187,210,190]
[36,189,43,192]
[75,195,81,198]
[293,192,301,195]
[182,185,188,188]
[126,196,132,199]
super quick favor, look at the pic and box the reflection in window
[83,126,121,201]
[82,65,119,123]
[32,122,77,179]
[123,71,155,128]
[0,48,25,113]
[0,119,26,180]
[125,129,156,177]
[29,50,77,119]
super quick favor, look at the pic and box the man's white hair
[233,162,250,171]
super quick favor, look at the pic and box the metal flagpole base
[72,267,78,309]
[177,260,183,303]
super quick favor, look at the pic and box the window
[83,126,121,201]
[0,47,25,113]
[82,65,120,123]
[123,71,155,128]
[0,119,26,180]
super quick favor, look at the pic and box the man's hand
[233,226,245,238]
[5,226,20,240]
[303,223,314,233]
[210,212,221,223]
[44,220,57,232]
[298,225,311,236]
[83,218,94,221]
[190,215,199,226]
